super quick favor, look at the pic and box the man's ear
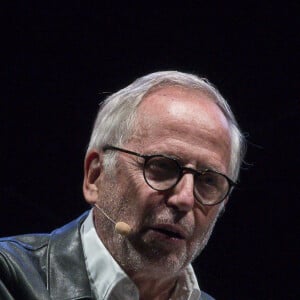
[83,150,103,205]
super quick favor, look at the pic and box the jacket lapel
[47,211,93,299]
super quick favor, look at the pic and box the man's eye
[203,176,217,186]
[197,174,220,191]
[149,161,168,170]
[146,158,178,179]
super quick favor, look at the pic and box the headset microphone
[94,204,132,236]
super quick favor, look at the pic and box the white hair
[87,71,246,181]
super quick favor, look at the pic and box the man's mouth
[153,228,184,239]
[149,224,187,240]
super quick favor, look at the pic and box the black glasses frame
[103,145,236,206]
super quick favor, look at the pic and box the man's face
[90,86,231,279]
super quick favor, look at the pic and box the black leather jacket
[0,211,214,300]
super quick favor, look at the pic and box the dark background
[1,2,299,299]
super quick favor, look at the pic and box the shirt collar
[80,209,201,300]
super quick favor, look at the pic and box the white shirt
[80,210,201,300]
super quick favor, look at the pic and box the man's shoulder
[0,212,89,272]
[0,233,50,250]
[0,211,89,254]
[0,211,91,299]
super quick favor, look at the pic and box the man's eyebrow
[143,150,182,160]
[197,162,226,174]
[140,150,225,173]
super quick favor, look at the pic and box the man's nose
[165,174,195,212]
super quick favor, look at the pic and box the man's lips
[148,224,188,240]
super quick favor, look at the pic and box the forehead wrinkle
[133,115,229,160]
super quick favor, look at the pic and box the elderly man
[0,71,245,300]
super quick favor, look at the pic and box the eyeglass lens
[144,156,229,204]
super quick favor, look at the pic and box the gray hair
[87,71,246,181]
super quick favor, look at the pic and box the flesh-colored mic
[94,204,132,236]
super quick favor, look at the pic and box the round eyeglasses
[103,145,236,206]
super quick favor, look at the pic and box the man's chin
[119,231,200,277]
[144,252,190,278]
[135,243,190,276]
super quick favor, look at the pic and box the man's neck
[130,273,178,300]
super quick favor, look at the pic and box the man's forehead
[136,85,228,128]
[130,85,229,142]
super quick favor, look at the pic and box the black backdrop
[1,2,299,300]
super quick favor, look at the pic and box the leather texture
[0,211,214,300]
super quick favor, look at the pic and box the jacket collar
[47,211,93,300]
[45,210,208,300]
